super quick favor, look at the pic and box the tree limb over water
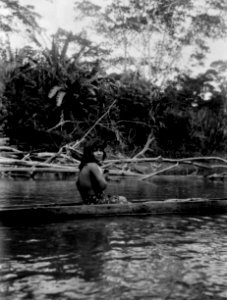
[0,146,227,180]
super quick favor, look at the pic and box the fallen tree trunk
[105,156,227,165]
[1,146,227,180]
[0,157,77,170]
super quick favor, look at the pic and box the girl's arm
[89,163,107,192]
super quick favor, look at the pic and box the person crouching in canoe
[76,142,128,205]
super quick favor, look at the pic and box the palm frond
[56,91,66,107]
[48,86,63,99]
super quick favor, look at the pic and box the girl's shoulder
[87,162,103,173]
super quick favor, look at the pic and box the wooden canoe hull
[0,198,227,224]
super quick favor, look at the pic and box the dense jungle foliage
[0,0,227,158]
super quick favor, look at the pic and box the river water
[0,176,227,299]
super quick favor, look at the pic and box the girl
[76,142,128,205]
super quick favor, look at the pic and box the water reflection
[0,176,226,207]
[1,215,227,299]
[0,220,112,299]
[0,179,81,207]
[0,177,227,299]
[102,216,227,299]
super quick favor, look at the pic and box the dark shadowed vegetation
[0,0,227,159]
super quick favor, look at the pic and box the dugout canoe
[0,197,227,224]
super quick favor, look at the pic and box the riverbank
[0,145,227,181]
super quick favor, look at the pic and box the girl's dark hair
[79,141,106,170]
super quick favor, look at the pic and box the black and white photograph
[0,0,227,299]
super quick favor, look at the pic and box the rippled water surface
[0,175,227,206]
[0,177,227,300]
